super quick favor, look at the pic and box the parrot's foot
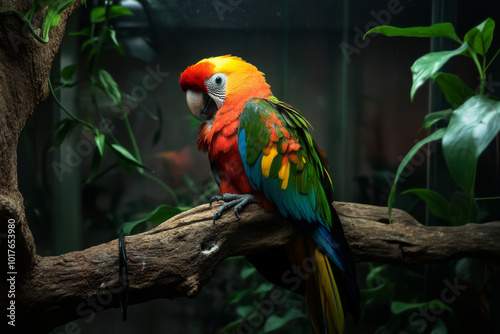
[210,193,258,224]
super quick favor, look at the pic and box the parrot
[179,55,359,334]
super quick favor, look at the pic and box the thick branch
[335,202,500,264]
[15,202,500,332]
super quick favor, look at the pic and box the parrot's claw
[210,193,258,224]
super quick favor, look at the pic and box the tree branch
[13,201,500,332]
[335,202,500,264]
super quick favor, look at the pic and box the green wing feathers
[238,97,334,228]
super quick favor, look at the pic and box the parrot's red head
[179,55,272,122]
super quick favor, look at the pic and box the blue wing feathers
[311,224,347,276]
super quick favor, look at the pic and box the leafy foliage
[32,2,184,232]
[90,5,132,23]
[366,18,500,222]
[386,128,446,220]
[220,259,309,334]
[442,96,500,196]
[365,23,460,42]
[0,0,83,43]
[410,43,469,101]
[432,73,475,108]
[364,18,499,334]
[401,188,451,222]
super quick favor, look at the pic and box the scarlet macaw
[179,55,359,333]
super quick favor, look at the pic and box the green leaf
[402,188,452,222]
[107,5,133,19]
[388,128,447,221]
[391,300,452,315]
[442,96,500,194]
[241,266,256,279]
[61,64,78,82]
[263,309,305,333]
[432,73,475,109]
[49,119,78,151]
[118,204,190,235]
[464,18,495,56]
[91,5,133,23]
[411,43,469,100]
[449,198,478,224]
[228,290,249,304]
[430,318,448,334]
[41,0,75,36]
[107,27,119,46]
[254,282,274,294]
[116,155,135,173]
[109,144,147,170]
[365,22,461,43]
[88,45,100,62]
[80,36,98,51]
[360,282,395,300]
[236,305,253,318]
[424,109,453,129]
[98,69,122,106]
[107,27,124,55]
[366,264,387,287]
[94,134,105,156]
[49,11,62,29]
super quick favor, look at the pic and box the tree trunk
[0,0,83,274]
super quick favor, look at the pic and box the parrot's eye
[207,73,227,89]
[204,73,227,111]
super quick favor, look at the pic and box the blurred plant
[220,258,309,334]
[52,1,189,232]
[51,3,170,188]
[347,264,454,334]
[1,0,191,232]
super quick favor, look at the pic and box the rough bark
[0,1,82,330]
[335,202,500,264]
[10,201,500,332]
[0,0,83,274]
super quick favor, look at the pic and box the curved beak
[185,89,219,121]
[186,90,206,121]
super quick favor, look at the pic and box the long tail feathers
[290,235,346,334]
